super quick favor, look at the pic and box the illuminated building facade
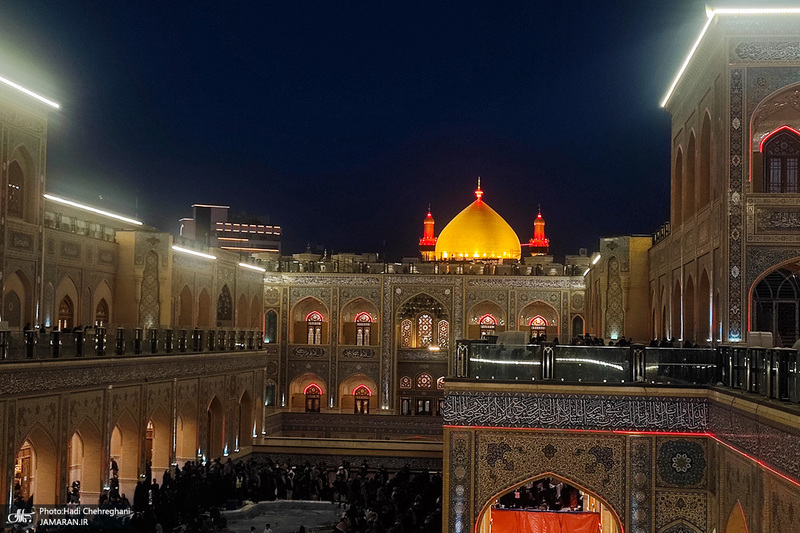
[2,8,800,533]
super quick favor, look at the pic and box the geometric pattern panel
[655,491,707,532]
[474,430,626,522]
[656,438,708,488]
[445,391,707,432]
[629,437,653,533]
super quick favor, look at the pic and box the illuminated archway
[14,426,57,505]
[475,472,622,533]
[340,298,380,346]
[518,301,558,339]
[206,396,225,460]
[467,301,506,340]
[338,373,378,413]
[178,285,193,326]
[237,390,253,450]
[68,419,102,503]
[176,401,198,466]
[146,405,171,481]
[110,410,139,500]
[291,297,329,344]
[289,373,327,411]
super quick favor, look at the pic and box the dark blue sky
[0,2,723,259]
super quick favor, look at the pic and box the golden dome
[434,185,521,261]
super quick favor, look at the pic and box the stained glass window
[306,311,323,345]
[436,377,445,390]
[353,385,371,396]
[400,319,413,348]
[416,373,433,389]
[763,130,800,193]
[479,314,496,338]
[529,315,548,336]
[418,314,433,347]
[355,312,372,346]
[400,376,412,389]
[438,320,449,348]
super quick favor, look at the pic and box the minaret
[419,206,437,261]
[528,206,550,255]
[475,177,483,203]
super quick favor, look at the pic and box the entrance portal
[476,474,621,533]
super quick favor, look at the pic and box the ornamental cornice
[264,274,380,286]
[444,391,708,432]
[468,277,584,290]
[0,108,46,135]
[0,352,265,397]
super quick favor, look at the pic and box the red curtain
[491,510,600,533]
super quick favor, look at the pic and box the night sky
[0,2,741,259]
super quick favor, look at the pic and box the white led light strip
[44,194,143,225]
[0,75,60,109]
[172,245,216,260]
[660,8,800,108]
[238,262,266,273]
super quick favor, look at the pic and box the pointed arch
[176,400,198,466]
[206,396,225,459]
[7,144,36,223]
[673,147,683,226]
[110,410,140,500]
[338,373,378,412]
[340,297,379,346]
[698,269,711,344]
[289,372,327,410]
[684,130,696,220]
[197,287,212,327]
[69,418,103,502]
[178,285,194,327]
[94,280,113,326]
[468,300,506,339]
[725,500,749,533]
[672,278,682,340]
[3,270,32,328]
[55,275,79,330]
[236,293,248,328]
[396,293,448,348]
[291,297,329,344]
[684,274,696,343]
[146,404,172,480]
[250,295,262,329]
[518,300,559,338]
[698,111,712,208]
[475,472,622,533]
[264,309,278,343]
[216,284,233,324]
[15,425,58,505]
[237,390,253,449]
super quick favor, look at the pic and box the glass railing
[456,340,800,404]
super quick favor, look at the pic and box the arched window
[529,315,548,336]
[95,298,109,326]
[399,376,412,389]
[265,310,278,343]
[438,320,449,348]
[58,296,74,330]
[353,385,371,414]
[416,373,433,389]
[436,377,445,390]
[417,313,433,347]
[304,384,321,413]
[306,311,324,344]
[762,128,800,193]
[7,161,24,220]
[400,319,413,348]
[479,314,497,338]
[217,285,233,322]
[355,312,372,346]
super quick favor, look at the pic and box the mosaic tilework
[656,439,707,489]
[629,437,653,533]
[728,69,743,341]
[474,431,626,521]
[449,431,472,533]
[655,492,706,532]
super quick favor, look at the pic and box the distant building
[180,203,281,256]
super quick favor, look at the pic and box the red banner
[491,510,600,533]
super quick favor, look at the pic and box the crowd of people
[40,457,441,533]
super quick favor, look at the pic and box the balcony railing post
[51,330,60,358]
[632,344,645,382]
[207,330,215,352]
[25,329,35,359]
[456,340,469,377]
[134,328,143,355]
[247,331,254,350]
[0,330,8,360]
[165,329,173,354]
[179,329,187,353]
[115,327,125,355]
[75,330,84,357]
[148,328,158,354]
[542,343,554,380]
[96,327,106,357]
